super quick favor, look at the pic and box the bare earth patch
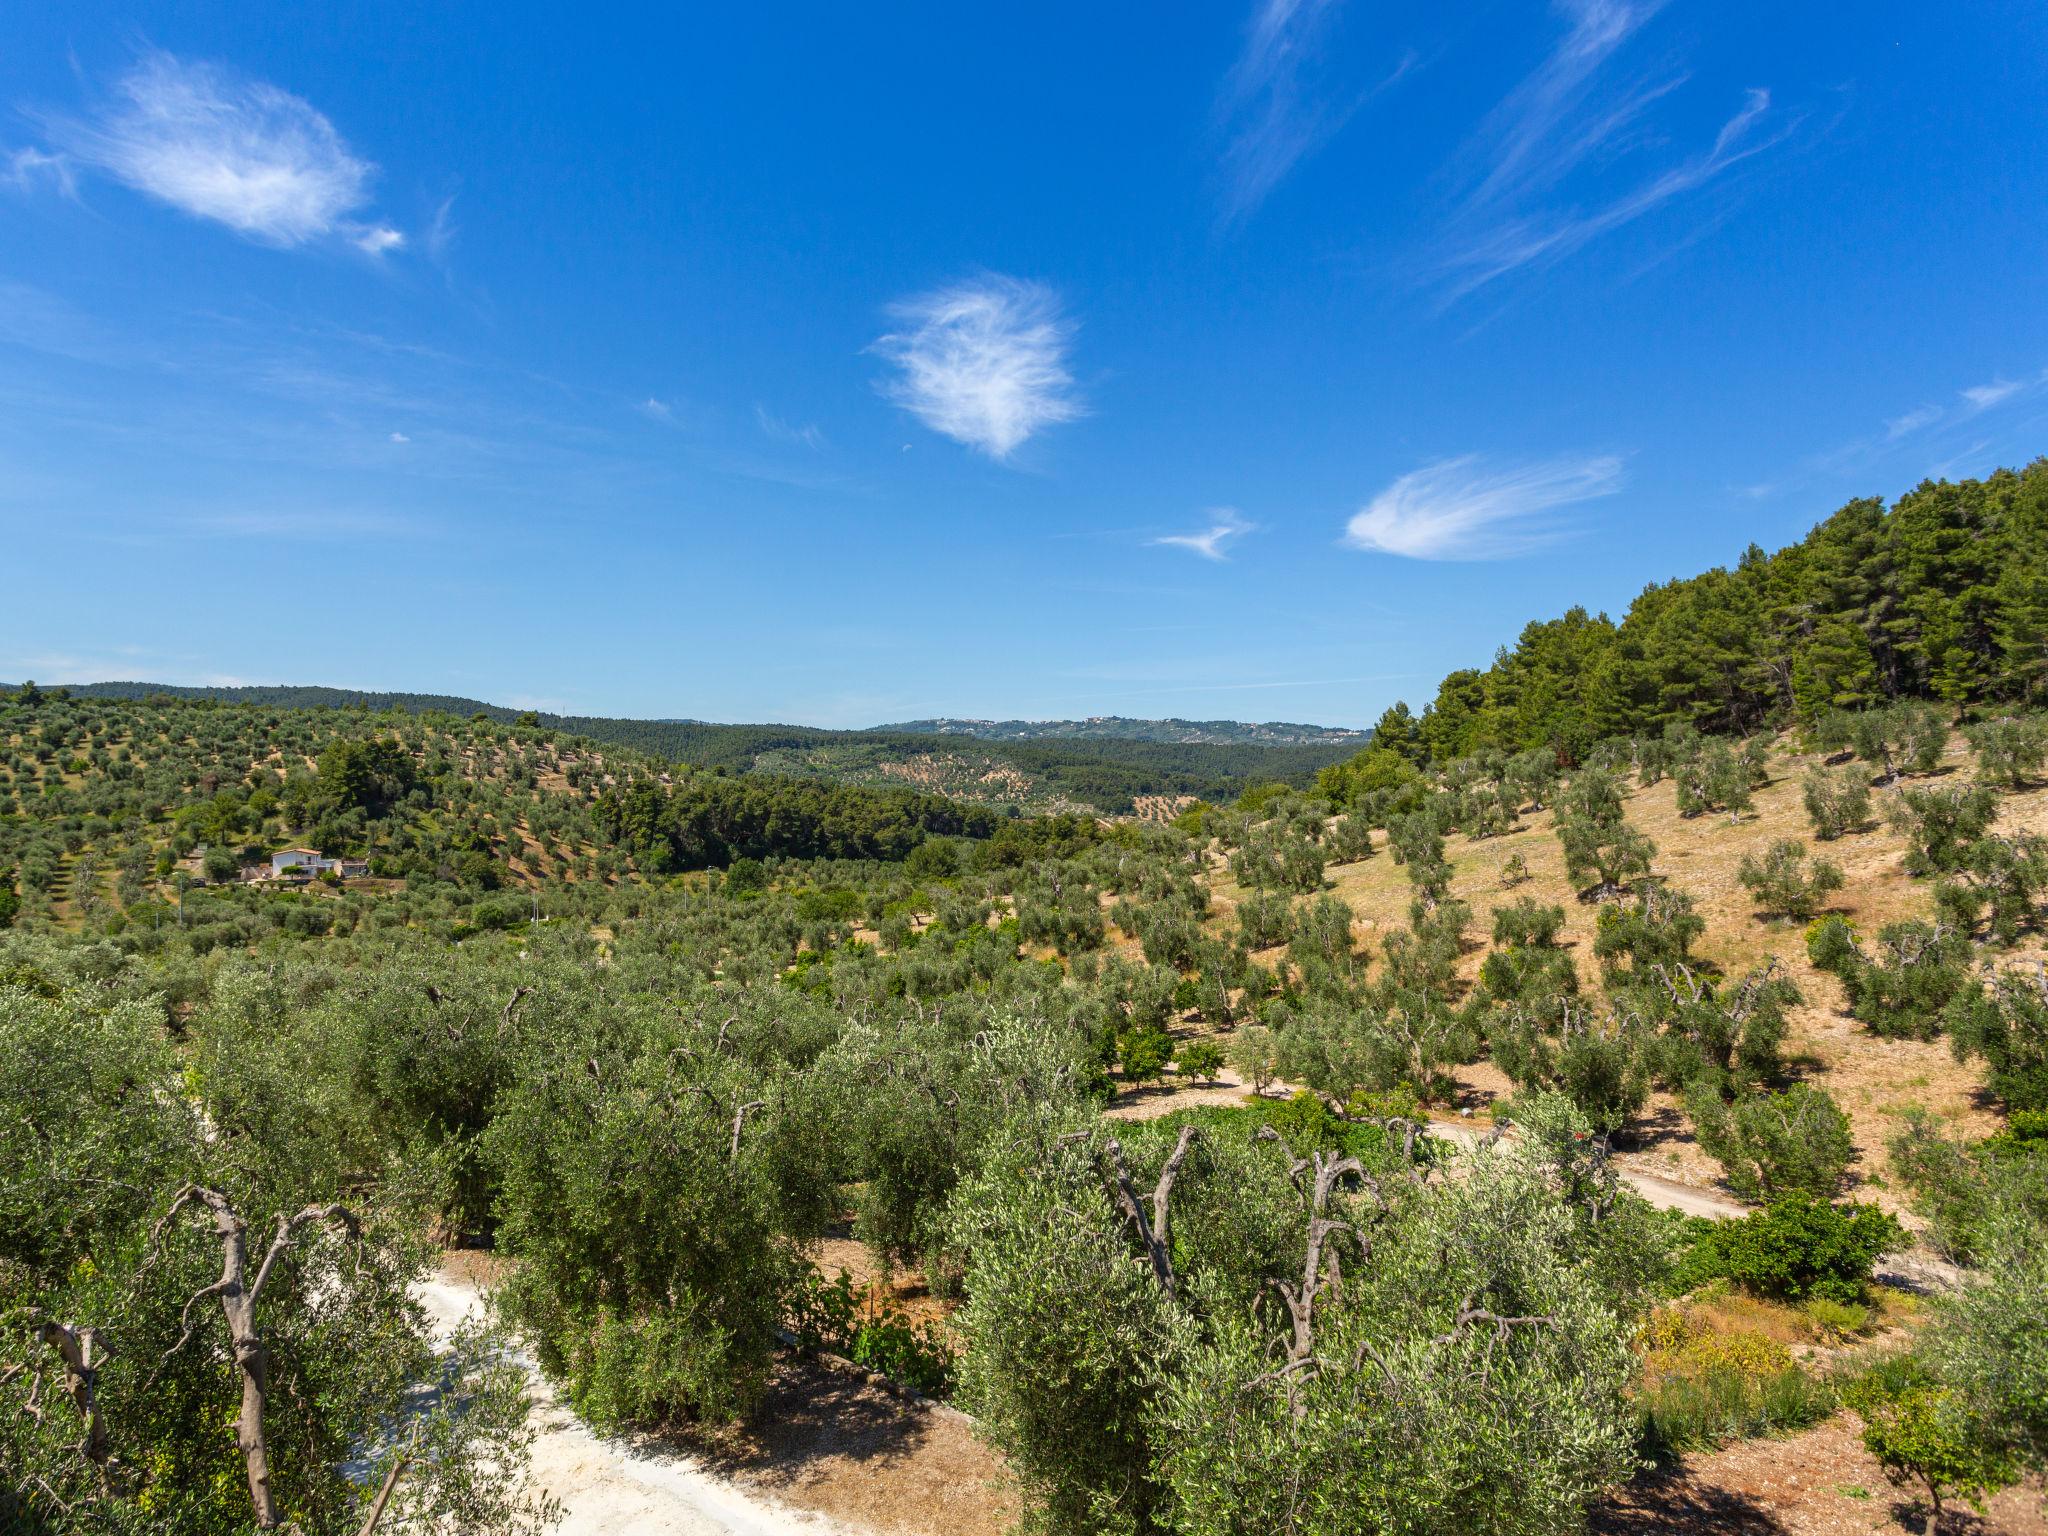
[1595,1415,2047,1536]
[708,1358,1013,1536]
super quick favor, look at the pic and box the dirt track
[416,1272,874,1536]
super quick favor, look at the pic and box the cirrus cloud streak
[1152,509,1255,561]
[1343,454,1623,559]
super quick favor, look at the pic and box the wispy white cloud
[388,431,410,444]
[42,51,400,251]
[425,195,458,263]
[1215,0,1410,221]
[1463,0,1662,212]
[1444,88,1788,299]
[640,397,673,420]
[5,147,78,199]
[1342,454,1623,559]
[1435,1,1792,299]
[754,403,824,449]
[1886,404,1942,439]
[871,275,1081,460]
[1152,508,1255,561]
[1926,439,1995,482]
[1746,365,2048,503]
[1961,378,2022,411]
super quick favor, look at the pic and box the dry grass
[1203,733,2048,1210]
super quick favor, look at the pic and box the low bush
[1948,965,2048,1113]
[1802,765,1872,840]
[1843,1358,2017,1535]
[1678,1195,1903,1304]
[788,1266,956,1399]
[1737,838,1844,921]
[1634,1305,1836,1455]
[1176,1038,1225,1082]
[1807,916,1973,1041]
[1965,716,2048,790]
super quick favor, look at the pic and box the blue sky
[4,2,2046,728]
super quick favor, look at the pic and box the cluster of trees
[0,693,638,932]
[6,683,2048,1532]
[1,940,551,1534]
[592,774,1000,871]
[0,911,1673,1535]
[1364,462,2048,766]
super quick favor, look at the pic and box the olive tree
[945,1103,1656,1536]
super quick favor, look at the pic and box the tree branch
[1101,1125,1199,1296]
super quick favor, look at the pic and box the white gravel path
[415,1274,870,1536]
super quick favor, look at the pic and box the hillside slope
[1206,729,2046,1211]
[24,682,1355,814]
[0,692,995,943]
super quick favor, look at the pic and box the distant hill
[878,716,1368,746]
[11,682,1361,816]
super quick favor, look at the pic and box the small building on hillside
[267,849,370,881]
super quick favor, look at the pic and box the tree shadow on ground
[1889,1494,2003,1534]
[695,1354,942,1482]
[1622,1101,1691,1156]
[1592,1465,1793,1534]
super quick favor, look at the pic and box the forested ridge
[1367,461,2048,765]
[881,715,1368,745]
[4,462,2048,1536]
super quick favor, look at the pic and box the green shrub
[788,1266,956,1398]
[1595,884,1704,979]
[471,895,526,930]
[1807,915,1973,1040]
[1886,783,2000,876]
[1844,1363,2017,1535]
[1270,1087,1340,1152]
[1681,1195,1903,1303]
[1948,965,2048,1113]
[1965,716,2047,790]
[1801,1296,1871,1339]
[1118,1025,1172,1086]
[1633,1305,1835,1454]
[1491,1000,1653,1135]
[1674,740,1755,820]
[1227,1022,1279,1095]
[1636,1360,1835,1456]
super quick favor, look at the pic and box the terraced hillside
[0,690,997,945]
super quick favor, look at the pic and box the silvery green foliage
[946,1100,1656,1536]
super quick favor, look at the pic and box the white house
[270,848,337,878]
